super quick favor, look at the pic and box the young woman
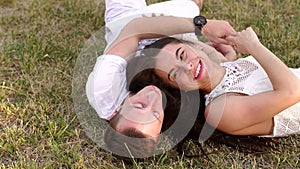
[86,0,237,159]
[135,27,300,137]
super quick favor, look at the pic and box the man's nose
[133,89,159,108]
[144,90,159,107]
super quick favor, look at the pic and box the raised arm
[207,27,300,135]
[105,16,194,59]
[228,27,300,97]
[105,16,237,59]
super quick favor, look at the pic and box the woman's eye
[173,71,178,80]
[180,52,184,60]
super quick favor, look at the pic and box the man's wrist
[201,19,211,36]
[193,15,207,36]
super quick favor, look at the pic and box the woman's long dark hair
[126,37,278,159]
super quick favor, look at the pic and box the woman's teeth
[194,63,201,78]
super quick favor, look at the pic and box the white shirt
[86,55,129,119]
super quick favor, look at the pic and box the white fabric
[205,56,300,137]
[86,0,200,120]
[86,55,128,119]
[105,0,200,49]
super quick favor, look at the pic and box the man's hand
[202,20,237,45]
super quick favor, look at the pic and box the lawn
[0,0,299,168]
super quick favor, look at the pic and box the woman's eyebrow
[175,47,182,60]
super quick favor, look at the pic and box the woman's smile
[193,59,204,80]
[154,42,225,92]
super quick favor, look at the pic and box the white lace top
[205,56,300,137]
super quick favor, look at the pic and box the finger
[206,41,216,47]
[225,35,235,42]
[223,21,237,35]
[246,27,253,31]
[227,27,237,36]
[215,38,231,45]
[225,36,237,46]
[226,52,237,61]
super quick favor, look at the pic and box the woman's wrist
[248,41,263,55]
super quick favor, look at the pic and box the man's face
[115,85,164,138]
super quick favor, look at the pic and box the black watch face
[194,16,206,26]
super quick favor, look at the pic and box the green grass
[1,0,299,168]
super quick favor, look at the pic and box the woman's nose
[179,62,193,71]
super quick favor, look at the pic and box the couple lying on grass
[86,0,300,160]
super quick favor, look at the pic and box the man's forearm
[117,16,195,41]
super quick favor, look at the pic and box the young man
[86,0,237,158]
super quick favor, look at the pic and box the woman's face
[154,43,214,91]
[115,85,164,138]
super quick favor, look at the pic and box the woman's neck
[202,65,226,94]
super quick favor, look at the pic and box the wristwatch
[193,15,207,36]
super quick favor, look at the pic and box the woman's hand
[202,20,237,45]
[226,27,261,54]
[208,42,237,61]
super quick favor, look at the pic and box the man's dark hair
[104,113,159,160]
